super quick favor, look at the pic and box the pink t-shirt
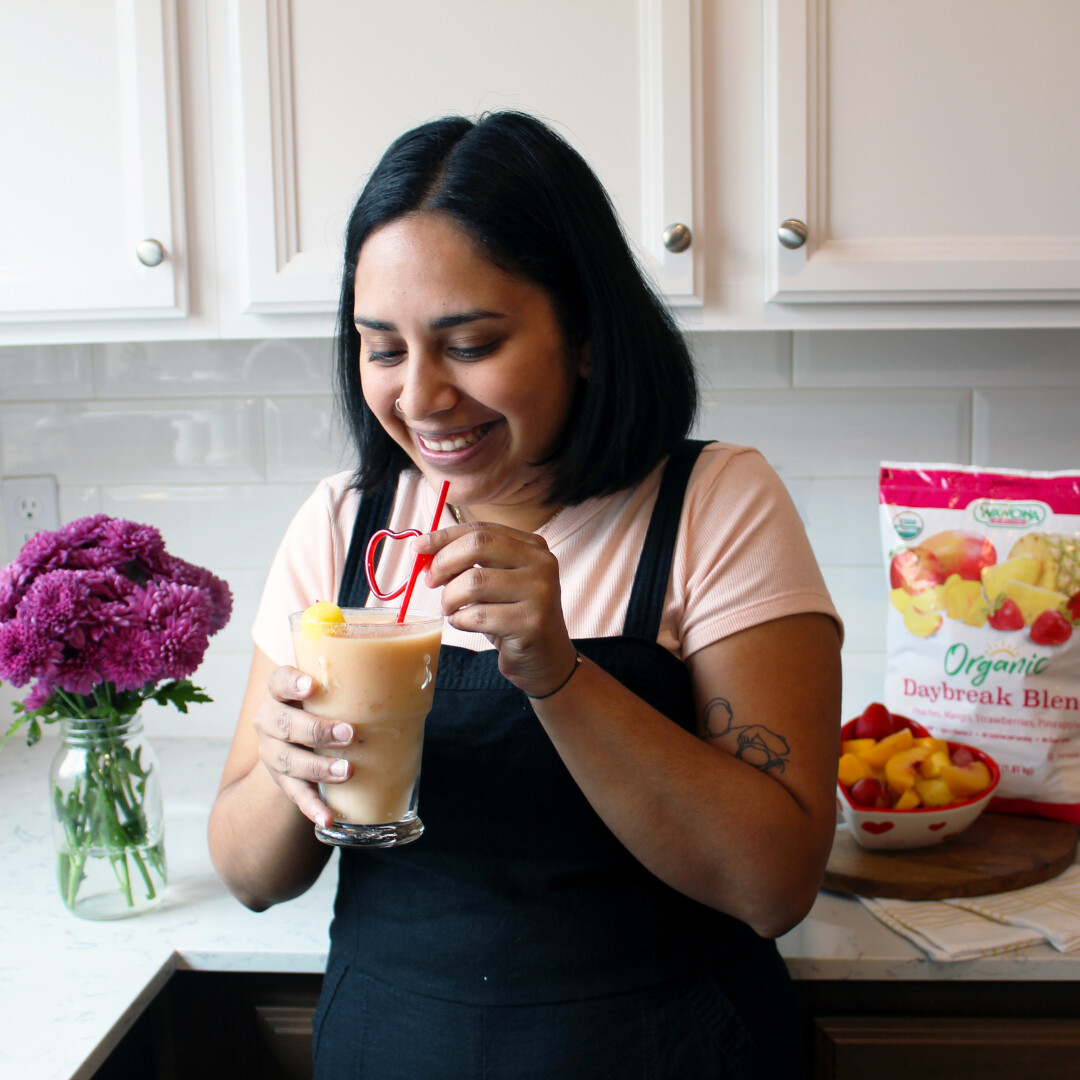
[252,442,841,667]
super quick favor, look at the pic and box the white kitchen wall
[1,329,1078,739]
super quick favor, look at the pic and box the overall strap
[621,440,710,641]
[337,480,398,608]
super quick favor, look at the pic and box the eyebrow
[354,309,506,332]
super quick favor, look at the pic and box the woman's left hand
[414,521,579,697]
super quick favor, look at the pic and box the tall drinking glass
[289,607,443,847]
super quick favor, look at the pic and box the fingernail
[332,723,352,744]
[297,675,313,695]
[330,759,349,777]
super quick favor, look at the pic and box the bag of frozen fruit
[880,462,1080,825]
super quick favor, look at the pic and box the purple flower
[128,581,212,680]
[101,519,168,574]
[55,645,102,696]
[163,557,233,634]
[14,530,71,575]
[0,563,26,621]
[0,621,62,686]
[98,627,158,692]
[17,570,91,642]
[58,515,111,548]
[0,515,231,719]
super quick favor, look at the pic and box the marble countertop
[3,737,1079,1080]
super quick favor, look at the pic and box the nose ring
[393,398,404,416]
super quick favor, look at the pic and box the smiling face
[354,212,586,531]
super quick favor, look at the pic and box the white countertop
[3,736,1079,1080]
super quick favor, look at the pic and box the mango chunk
[841,738,877,755]
[914,777,955,807]
[838,752,873,788]
[893,788,921,810]
[300,600,346,639]
[918,749,953,779]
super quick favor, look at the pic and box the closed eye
[449,341,499,361]
[366,348,405,364]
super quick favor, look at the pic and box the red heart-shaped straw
[396,480,450,623]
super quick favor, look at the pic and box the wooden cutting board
[824,813,1078,900]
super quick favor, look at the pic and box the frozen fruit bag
[880,462,1080,825]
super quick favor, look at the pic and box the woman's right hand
[251,665,354,828]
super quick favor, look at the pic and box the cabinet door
[224,0,700,322]
[0,0,187,323]
[765,0,1080,303]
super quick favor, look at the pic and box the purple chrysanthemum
[128,581,211,680]
[102,518,168,573]
[54,645,103,696]
[0,621,63,686]
[58,515,111,548]
[164,556,233,633]
[17,570,91,642]
[0,515,231,719]
[98,626,158,692]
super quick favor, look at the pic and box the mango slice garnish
[300,600,345,638]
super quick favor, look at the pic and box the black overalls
[314,442,806,1079]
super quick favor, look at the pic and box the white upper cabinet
[764,0,1080,305]
[0,0,189,328]
[216,0,701,335]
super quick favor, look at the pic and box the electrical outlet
[2,476,61,558]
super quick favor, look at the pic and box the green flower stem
[50,715,164,912]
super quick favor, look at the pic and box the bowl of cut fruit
[836,703,1000,850]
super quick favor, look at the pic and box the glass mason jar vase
[49,714,167,919]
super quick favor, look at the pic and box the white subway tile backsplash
[840,652,887,723]
[694,388,971,478]
[99,482,315,569]
[97,339,334,397]
[784,476,882,567]
[794,329,1080,388]
[688,331,792,389]
[264,395,353,481]
[0,344,95,399]
[821,566,887,654]
[972,387,1080,469]
[0,398,264,483]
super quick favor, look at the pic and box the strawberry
[988,598,1025,631]
[1067,592,1080,623]
[1030,609,1073,647]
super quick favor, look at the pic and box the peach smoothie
[290,606,442,835]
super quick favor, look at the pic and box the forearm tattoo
[703,697,789,774]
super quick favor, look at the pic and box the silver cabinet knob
[136,239,166,267]
[662,223,692,253]
[777,219,808,249]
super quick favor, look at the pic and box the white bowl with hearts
[836,715,1001,850]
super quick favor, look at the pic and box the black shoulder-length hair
[335,110,697,505]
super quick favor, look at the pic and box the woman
[209,111,842,1078]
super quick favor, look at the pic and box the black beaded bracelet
[525,652,583,700]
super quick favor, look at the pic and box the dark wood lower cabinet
[93,973,1080,1080]
[800,980,1080,1080]
[91,972,322,1080]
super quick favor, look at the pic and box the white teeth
[418,424,488,453]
